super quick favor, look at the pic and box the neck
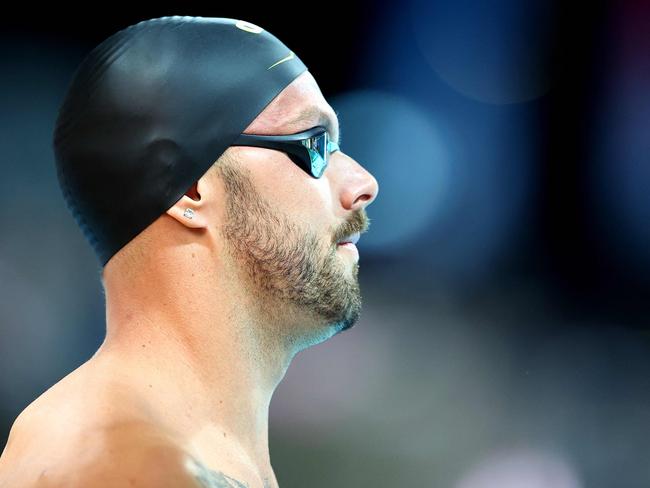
[96,253,306,475]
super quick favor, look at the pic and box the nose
[331,152,379,213]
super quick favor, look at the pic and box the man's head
[53,16,310,267]
[105,69,378,341]
[53,16,378,343]
[167,70,377,336]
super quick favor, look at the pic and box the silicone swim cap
[52,16,308,268]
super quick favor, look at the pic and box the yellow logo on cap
[235,20,263,34]
[267,51,295,70]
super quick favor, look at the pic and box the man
[0,15,378,488]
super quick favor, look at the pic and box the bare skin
[0,69,379,487]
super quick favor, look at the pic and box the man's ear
[166,179,210,229]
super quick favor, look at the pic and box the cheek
[255,162,333,219]
[242,148,302,196]
[284,179,333,236]
[235,147,335,237]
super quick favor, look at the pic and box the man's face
[218,161,366,335]
[215,71,378,337]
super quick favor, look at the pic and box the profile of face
[168,70,379,345]
[218,156,369,338]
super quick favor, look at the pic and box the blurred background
[1,1,649,486]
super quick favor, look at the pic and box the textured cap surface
[53,16,308,267]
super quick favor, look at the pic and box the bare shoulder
[0,395,257,487]
[71,424,255,488]
[51,438,202,488]
[0,408,179,487]
[1,417,252,488]
[0,362,258,487]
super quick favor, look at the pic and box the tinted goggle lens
[302,131,340,178]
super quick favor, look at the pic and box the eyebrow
[285,106,342,146]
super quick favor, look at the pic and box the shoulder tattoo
[185,456,250,488]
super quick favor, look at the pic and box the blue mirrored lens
[303,131,339,178]
[305,132,326,178]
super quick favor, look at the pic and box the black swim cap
[52,16,308,268]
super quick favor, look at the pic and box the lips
[337,231,361,245]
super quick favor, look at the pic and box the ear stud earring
[183,208,195,219]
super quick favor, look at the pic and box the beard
[215,159,363,344]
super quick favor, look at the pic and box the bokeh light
[410,0,554,104]
[455,446,583,488]
[330,89,451,252]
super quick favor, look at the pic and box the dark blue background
[1,2,649,486]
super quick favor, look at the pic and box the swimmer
[0,16,378,488]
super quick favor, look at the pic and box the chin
[328,297,362,334]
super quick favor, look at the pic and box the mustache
[335,210,371,243]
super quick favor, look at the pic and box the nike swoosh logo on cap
[267,51,295,70]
